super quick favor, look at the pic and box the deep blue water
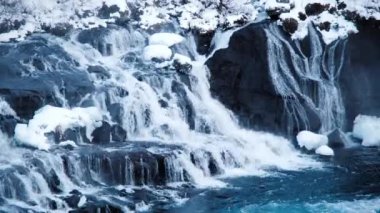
[161,147,380,213]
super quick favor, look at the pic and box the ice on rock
[143,45,172,61]
[173,53,192,65]
[0,97,17,117]
[353,115,380,147]
[315,145,334,156]
[149,33,185,47]
[297,130,328,150]
[14,105,103,150]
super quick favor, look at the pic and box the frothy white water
[56,24,319,182]
[0,22,322,211]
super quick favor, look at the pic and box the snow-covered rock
[0,98,17,117]
[353,115,380,147]
[267,0,361,44]
[296,130,328,150]
[315,145,334,156]
[143,45,172,61]
[14,105,103,150]
[172,53,192,73]
[173,53,192,65]
[149,33,184,47]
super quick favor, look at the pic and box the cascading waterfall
[265,24,347,134]
[0,23,320,212]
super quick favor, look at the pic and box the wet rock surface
[207,21,322,136]
[340,19,380,130]
[0,36,94,119]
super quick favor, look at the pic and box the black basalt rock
[91,121,111,144]
[282,18,298,34]
[305,3,329,16]
[339,19,380,130]
[0,114,18,137]
[207,21,285,134]
[328,129,349,149]
[206,21,322,136]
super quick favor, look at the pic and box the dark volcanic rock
[42,23,73,37]
[0,114,18,137]
[193,30,215,55]
[318,21,331,31]
[0,37,94,119]
[339,19,380,130]
[328,129,349,149]
[0,19,25,34]
[206,21,321,135]
[91,121,112,144]
[305,3,329,16]
[282,18,298,34]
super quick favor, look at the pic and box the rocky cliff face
[340,20,380,130]
[207,19,380,136]
[207,21,289,134]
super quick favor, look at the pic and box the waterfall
[0,23,320,211]
[265,24,347,134]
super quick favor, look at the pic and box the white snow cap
[173,53,192,65]
[149,33,185,47]
[14,105,103,150]
[315,145,334,156]
[297,130,328,150]
[353,115,380,147]
[143,45,172,61]
[0,97,17,117]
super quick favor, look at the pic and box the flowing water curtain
[265,24,347,134]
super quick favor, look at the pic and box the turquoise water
[163,148,380,213]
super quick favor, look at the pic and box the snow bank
[149,33,184,47]
[0,0,378,43]
[143,45,172,61]
[297,130,328,150]
[267,0,360,44]
[315,145,334,156]
[14,105,103,150]
[0,98,17,117]
[345,0,380,20]
[353,115,380,147]
[173,53,192,65]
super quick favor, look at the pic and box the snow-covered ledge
[1,0,379,44]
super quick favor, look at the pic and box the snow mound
[315,145,334,156]
[173,53,192,65]
[14,105,103,150]
[143,45,172,61]
[0,98,17,117]
[353,115,380,147]
[149,33,184,47]
[297,130,328,150]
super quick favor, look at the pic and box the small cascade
[265,24,347,134]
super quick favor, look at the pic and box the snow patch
[173,53,192,65]
[353,115,380,147]
[143,45,172,61]
[149,33,184,47]
[315,145,334,156]
[297,130,328,150]
[14,105,103,150]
